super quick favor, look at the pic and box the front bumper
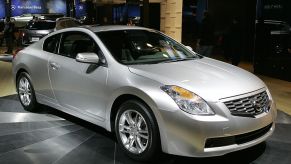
[158,88,276,157]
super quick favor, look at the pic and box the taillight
[13,48,23,59]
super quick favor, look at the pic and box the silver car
[10,13,64,27]
[12,25,277,161]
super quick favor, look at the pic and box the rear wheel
[17,72,38,112]
[115,100,160,161]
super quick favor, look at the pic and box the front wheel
[17,72,39,112]
[115,100,160,161]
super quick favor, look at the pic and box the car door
[31,34,60,104]
[48,31,108,120]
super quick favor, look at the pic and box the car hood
[128,58,266,102]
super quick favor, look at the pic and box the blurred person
[3,17,15,54]
[103,17,108,25]
[127,19,135,26]
[288,43,291,54]
[288,33,291,54]
[197,11,215,57]
[191,10,199,47]
[228,17,243,66]
[0,17,5,46]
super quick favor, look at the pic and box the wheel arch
[105,86,169,153]
[14,68,30,89]
[14,62,32,82]
[16,68,29,80]
[109,94,153,133]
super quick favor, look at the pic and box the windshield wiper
[124,58,197,65]
[160,58,196,63]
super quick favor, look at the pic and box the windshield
[96,30,200,65]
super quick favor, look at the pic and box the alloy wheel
[18,77,32,106]
[118,110,149,154]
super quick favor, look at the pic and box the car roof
[29,19,56,23]
[81,25,151,33]
[56,17,77,21]
[43,25,155,39]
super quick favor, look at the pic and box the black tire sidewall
[115,100,160,161]
[16,72,38,112]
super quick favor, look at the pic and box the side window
[59,32,100,59]
[55,20,67,30]
[43,34,60,53]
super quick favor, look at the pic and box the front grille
[205,123,273,148]
[224,91,270,117]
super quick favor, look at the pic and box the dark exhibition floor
[0,94,291,164]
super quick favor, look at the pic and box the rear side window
[65,20,81,27]
[59,32,99,59]
[55,19,81,30]
[26,21,56,30]
[43,34,60,53]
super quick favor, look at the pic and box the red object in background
[217,36,223,46]
[13,48,23,59]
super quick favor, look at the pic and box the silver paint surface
[12,25,276,157]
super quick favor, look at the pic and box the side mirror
[76,52,99,64]
[185,46,193,51]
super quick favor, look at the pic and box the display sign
[76,0,87,18]
[46,0,67,14]
[257,0,291,24]
[0,0,5,18]
[127,5,140,17]
[11,0,66,16]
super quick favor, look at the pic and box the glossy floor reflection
[0,95,290,164]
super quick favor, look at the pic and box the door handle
[49,62,60,70]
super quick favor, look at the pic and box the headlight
[161,85,215,115]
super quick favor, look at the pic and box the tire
[16,72,39,112]
[115,100,160,161]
